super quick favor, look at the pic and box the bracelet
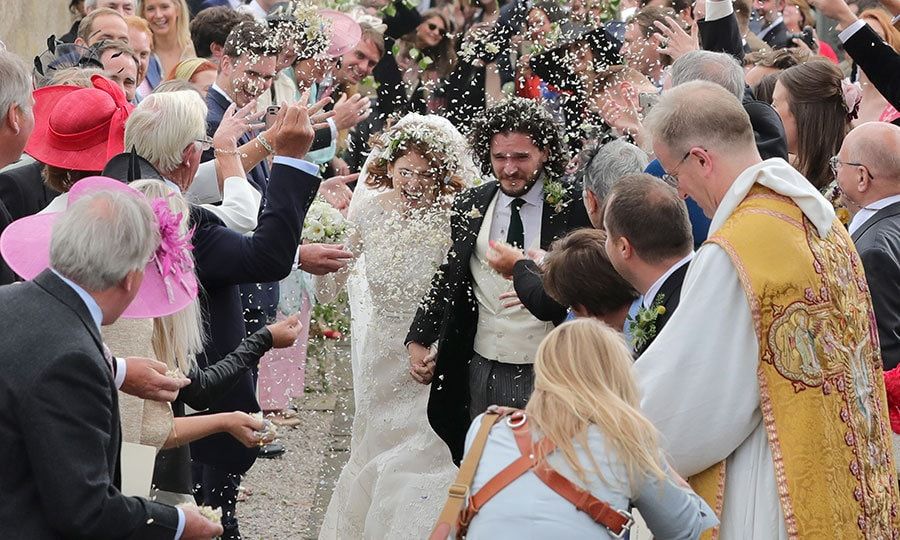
[214,147,241,155]
[256,133,274,154]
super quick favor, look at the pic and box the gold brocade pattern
[695,186,899,538]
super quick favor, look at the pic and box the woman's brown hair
[43,166,97,194]
[405,9,457,77]
[543,228,638,317]
[778,60,849,191]
[364,136,467,198]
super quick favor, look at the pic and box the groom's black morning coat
[406,179,592,463]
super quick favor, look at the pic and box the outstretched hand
[319,173,359,213]
[121,356,191,402]
[267,313,303,348]
[486,240,526,279]
[214,101,264,151]
[654,16,699,61]
[808,0,857,27]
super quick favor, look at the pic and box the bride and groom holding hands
[319,98,591,538]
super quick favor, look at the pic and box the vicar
[638,81,898,536]
[406,98,591,462]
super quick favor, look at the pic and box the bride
[317,114,474,539]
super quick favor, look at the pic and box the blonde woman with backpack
[436,319,717,539]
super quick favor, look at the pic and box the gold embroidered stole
[690,186,898,539]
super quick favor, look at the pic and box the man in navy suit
[203,21,349,350]
[838,123,900,370]
[603,173,694,355]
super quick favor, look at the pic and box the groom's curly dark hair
[468,97,570,180]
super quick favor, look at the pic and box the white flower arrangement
[302,198,348,243]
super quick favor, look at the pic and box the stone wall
[1,0,73,60]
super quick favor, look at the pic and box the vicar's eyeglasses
[661,150,692,188]
[829,155,874,180]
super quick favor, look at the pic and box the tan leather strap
[511,420,633,537]
[429,411,502,540]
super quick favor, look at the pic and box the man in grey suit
[838,122,900,370]
[0,190,221,539]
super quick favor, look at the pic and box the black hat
[102,148,165,184]
[33,36,104,88]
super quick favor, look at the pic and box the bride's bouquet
[302,197,348,243]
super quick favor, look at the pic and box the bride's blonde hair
[525,319,666,489]
[130,179,204,373]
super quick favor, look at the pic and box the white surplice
[635,159,836,539]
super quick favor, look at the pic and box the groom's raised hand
[408,342,436,384]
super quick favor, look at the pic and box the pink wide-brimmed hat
[25,75,134,172]
[320,9,362,58]
[0,177,198,319]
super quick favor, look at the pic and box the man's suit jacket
[0,161,60,220]
[406,180,592,463]
[635,261,689,356]
[187,161,320,473]
[0,270,179,539]
[697,12,789,161]
[0,200,16,285]
[852,201,900,371]
[845,23,900,110]
[759,20,792,49]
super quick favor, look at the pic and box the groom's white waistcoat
[470,192,554,365]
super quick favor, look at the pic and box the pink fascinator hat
[320,9,362,58]
[0,177,198,319]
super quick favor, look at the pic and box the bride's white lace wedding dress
[317,186,458,539]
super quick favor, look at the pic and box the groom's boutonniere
[628,294,666,351]
[543,179,571,213]
[465,206,483,219]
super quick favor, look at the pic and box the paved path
[238,341,354,539]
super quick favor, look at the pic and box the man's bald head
[843,122,900,184]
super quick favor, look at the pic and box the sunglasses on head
[427,22,447,37]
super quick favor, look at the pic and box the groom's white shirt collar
[642,252,694,309]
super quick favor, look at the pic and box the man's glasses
[661,150,692,188]
[194,136,214,152]
[427,22,448,37]
[829,156,874,180]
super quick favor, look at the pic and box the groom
[406,98,591,462]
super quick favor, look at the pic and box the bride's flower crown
[377,120,467,184]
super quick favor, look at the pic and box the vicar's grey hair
[670,50,745,101]
[0,51,32,125]
[50,190,159,291]
[580,139,650,201]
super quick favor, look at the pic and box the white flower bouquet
[302,198,348,243]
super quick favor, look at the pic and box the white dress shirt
[489,177,544,250]
[237,0,267,19]
[642,252,694,309]
[847,194,900,236]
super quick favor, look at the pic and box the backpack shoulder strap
[511,424,634,537]
[429,411,503,540]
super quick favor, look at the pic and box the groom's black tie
[506,198,526,249]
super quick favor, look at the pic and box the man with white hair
[0,51,35,284]
[0,190,221,539]
[838,122,900,370]
[636,81,897,536]
[126,89,321,539]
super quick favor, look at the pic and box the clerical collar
[848,194,900,236]
[643,252,694,309]
[497,176,545,209]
